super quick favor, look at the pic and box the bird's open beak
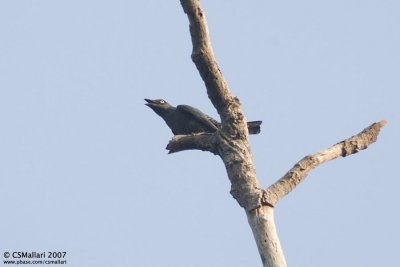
[144,99,155,106]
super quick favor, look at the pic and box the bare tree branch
[176,1,386,266]
[166,133,218,154]
[180,0,248,138]
[178,3,285,266]
[180,0,229,110]
[263,120,387,206]
[179,0,261,212]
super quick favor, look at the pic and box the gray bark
[168,1,387,266]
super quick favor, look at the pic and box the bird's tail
[247,121,262,135]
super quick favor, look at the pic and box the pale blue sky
[1,1,399,266]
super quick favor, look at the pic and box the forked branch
[176,1,386,266]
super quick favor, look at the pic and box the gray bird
[145,99,262,135]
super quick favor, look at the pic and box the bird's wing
[204,114,220,127]
[177,105,219,131]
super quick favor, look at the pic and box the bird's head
[144,99,174,117]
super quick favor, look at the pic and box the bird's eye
[160,100,165,104]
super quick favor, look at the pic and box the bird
[145,99,262,135]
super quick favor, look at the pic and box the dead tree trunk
[166,1,386,266]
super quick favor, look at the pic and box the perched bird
[145,99,262,135]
